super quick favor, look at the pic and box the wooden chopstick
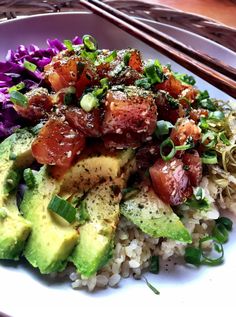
[85,0,236,82]
[79,0,236,99]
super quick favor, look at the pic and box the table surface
[122,0,236,28]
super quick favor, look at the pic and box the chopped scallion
[104,50,117,63]
[10,91,28,108]
[64,39,74,51]
[184,247,202,266]
[48,195,76,223]
[201,150,217,164]
[80,93,99,112]
[218,132,231,146]
[135,78,151,89]
[160,138,176,161]
[149,255,160,274]
[200,236,224,266]
[216,217,233,231]
[155,120,173,137]
[82,35,98,52]
[144,59,164,84]
[201,131,217,149]
[123,52,131,65]
[8,82,25,93]
[23,60,37,72]
[212,223,229,244]
[208,111,225,121]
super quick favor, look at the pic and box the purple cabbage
[0,36,82,138]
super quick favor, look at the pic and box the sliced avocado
[60,148,134,194]
[21,166,78,274]
[120,187,192,243]
[0,129,35,260]
[70,182,120,277]
[0,194,31,260]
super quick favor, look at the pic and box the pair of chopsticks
[79,0,236,99]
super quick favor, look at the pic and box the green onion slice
[144,59,164,84]
[216,217,233,231]
[201,150,217,164]
[218,132,231,146]
[82,35,98,52]
[149,255,160,274]
[48,195,76,223]
[208,111,225,121]
[212,223,229,244]
[104,50,117,63]
[200,236,224,266]
[80,93,99,112]
[201,131,217,149]
[155,120,173,137]
[175,143,193,151]
[199,117,209,130]
[23,168,35,189]
[123,52,131,65]
[64,39,74,51]
[135,78,151,89]
[10,91,28,107]
[160,138,176,161]
[184,247,202,266]
[23,60,37,72]
[8,82,25,93]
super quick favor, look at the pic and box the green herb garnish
[64,39,74,51]
[80,93,99,112]
[144,59,164,84]
[149,256,160,274]
[160,138,176,161]
[8,82,25,93]
[48,195,77,223]
[155,120,173,137]
[23,60,37,72]
[201,150,218,164]
[82,34,98,52]
[10,91,28,107]
[216,217,233,231]
[143,277,160,295]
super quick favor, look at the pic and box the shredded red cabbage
[0,36,82,138]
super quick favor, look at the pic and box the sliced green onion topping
[199,117,209,130]
[201,131,217,149]
[82,35,98,52]
[143,277,160,295]
[149,255,160,274]
[196,90,216,111]
[175,143,193,151]
[8,82,25,93]
[160,138,176,161]
[135,78,151,89]
[201,150,218,164]
[218,132,231,146]
[48,195,76,223]
[80,93,99,112]
[216,217,233,231]
[208,111,225,121]
[174,73,196,85]
[212,223,229,244]
[165,93,179,109]
[23,168,35,189]
[200,236,224,266]
[155,120,173,137]
[23,60,37,72]
[10,91,28,107]
[123,52,131,65]
[64,39,74,51]
[184,247,202,266]
[104,50,117,63]
[144,59,164,84]
[194,187,205,200]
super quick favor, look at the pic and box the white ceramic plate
[0,12,236,317]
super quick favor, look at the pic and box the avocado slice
[60,148,134,195]
[0,129,35,260]
[120,187,192,243]
[21,166,78,274]
[70,182,120,277]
